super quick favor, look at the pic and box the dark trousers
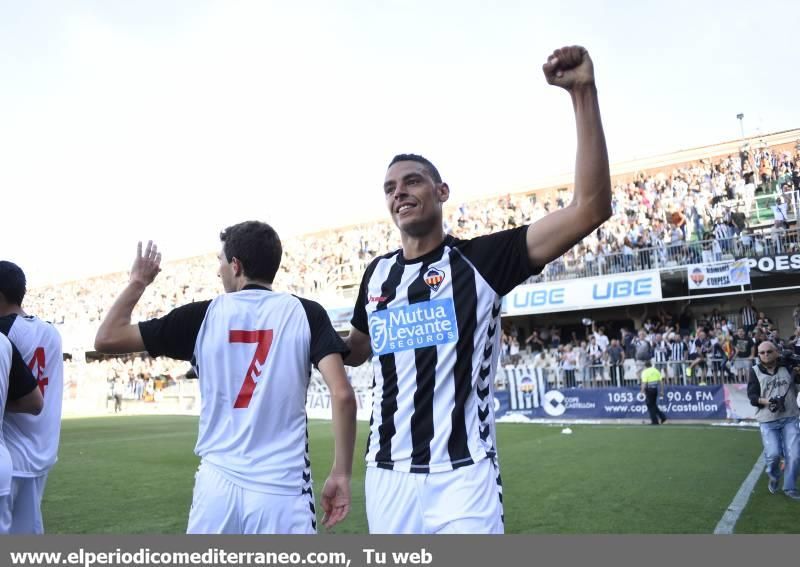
[609,364,623,385]
[645,388,666,424]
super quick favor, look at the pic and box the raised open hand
[129,240,162,287]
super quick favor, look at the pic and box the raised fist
[542,45,595,91]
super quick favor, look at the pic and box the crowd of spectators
[73,356,191,402]
[500,300,800,389]
[26,140,800,327]
[539,144,800,280]
[20,139,800,391]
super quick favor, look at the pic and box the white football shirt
[0,334,12,496]
[0,315,64,476]
[139,286,347,495]
[0,333,40,495]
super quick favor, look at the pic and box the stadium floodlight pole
[736,113,745,141]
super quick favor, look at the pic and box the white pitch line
[713,453,765,534]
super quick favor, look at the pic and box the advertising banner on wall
[494,386,726,420]
[739,253,800,275]
[497,366,726,420]
[687,260,750,290]
[503,270,662,316]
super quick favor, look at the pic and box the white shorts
[0,496,9,535]
[365,457,504,534]
[0,474,48,534]
[187,463,315,534]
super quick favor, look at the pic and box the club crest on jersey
[423,267,445,292]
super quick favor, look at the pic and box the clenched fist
[542,45,595,91]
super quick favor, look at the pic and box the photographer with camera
[747,341,800,500]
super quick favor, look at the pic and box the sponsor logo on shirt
[369,298,458,355]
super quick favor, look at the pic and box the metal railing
[529,229,800,285]
[496,356,753,389]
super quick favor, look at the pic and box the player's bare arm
[343,326,371,367]
[317,353,357,528]
[526,45,612,269]
[94,241,162,354]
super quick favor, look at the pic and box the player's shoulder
[288,295,338,331]
[359,249,402,282]
[371,248,402,266]
[26,314,61,335]
[445,231,484,250]
[288,294,324,314]
[447,225,529,250]
[2,313,59,341]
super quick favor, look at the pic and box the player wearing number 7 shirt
[94,221,357,534]
[0,261,64,534]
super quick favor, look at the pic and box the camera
[768,394,787,413]
[780,350,800,367]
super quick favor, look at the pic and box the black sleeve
[747,368,762,407]
[454,226,542,296]
[298,298,349,367]
[350,258,380,334]
[138,300,212,361]
[8,342,38,401]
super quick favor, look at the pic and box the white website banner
[503,270,662,316]
[687,260,750,290]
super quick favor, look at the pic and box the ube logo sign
[369,298,458,355]
[592,278,653,300]
[504,271,662,315]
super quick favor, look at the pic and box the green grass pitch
[42,416,797,533]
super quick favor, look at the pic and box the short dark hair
[219,221,282,283]
[388,154,442,183]
[0,261,26,306]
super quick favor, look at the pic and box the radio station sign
[503,270,662,316]
[493,386,726,420]
[495,376,726,420]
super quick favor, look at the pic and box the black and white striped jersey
[653,341,669,363]
[740,306,758,327]
[670,340,687,362]
[351,226,539,473]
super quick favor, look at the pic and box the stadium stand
[23,129,800,416]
